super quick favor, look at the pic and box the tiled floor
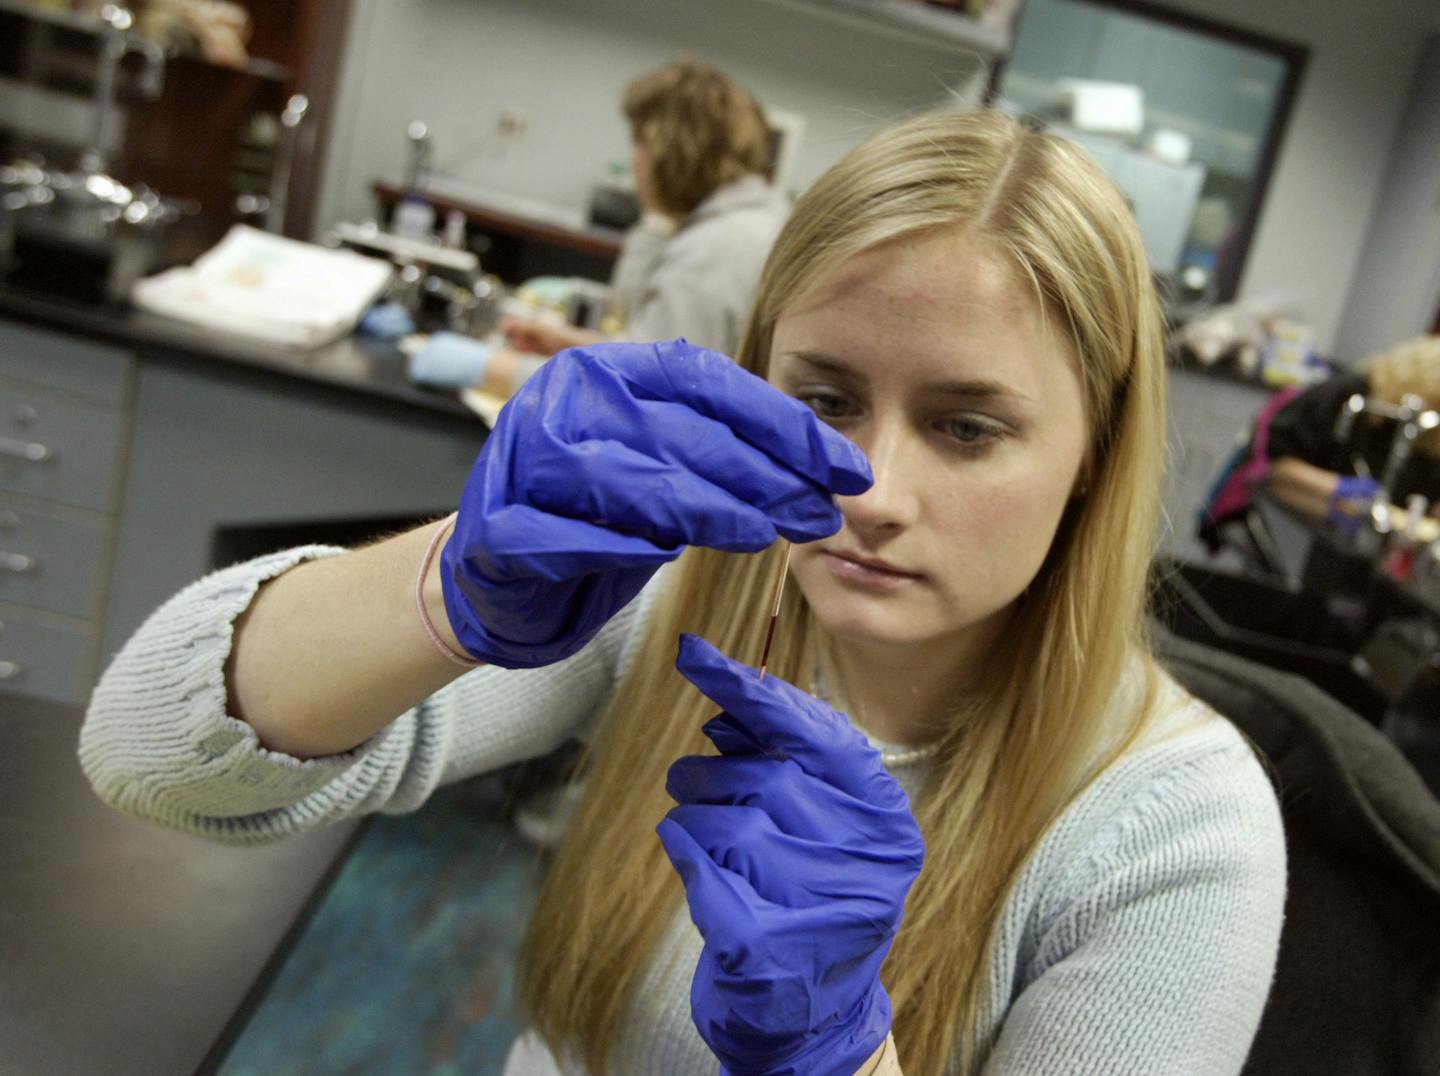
[218,772,541,1075]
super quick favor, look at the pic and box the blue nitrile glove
[409,331,495,388]
[657,634,925,1076]
[440,340,873,668]
[1326,474,1380,535]
[357,300,415,341]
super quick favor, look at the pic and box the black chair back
[1155,626,1440,1075]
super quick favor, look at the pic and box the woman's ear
[1070,458,1093,499]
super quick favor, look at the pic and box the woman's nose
[838,424,921,535]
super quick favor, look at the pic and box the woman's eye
[799,393,852,421]
[940,415,1005,447]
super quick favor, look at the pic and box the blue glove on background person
[658,634,926,1076]
[440,340,873,667]
[1325,473,1381,535]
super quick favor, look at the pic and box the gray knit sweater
[80,546,1286,1074]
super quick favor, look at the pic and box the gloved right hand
[440,339,873,668]
[1326,473,1380,534]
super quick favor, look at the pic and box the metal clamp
[0,551,36,573]
[0,436,52,462]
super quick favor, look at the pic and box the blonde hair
[1364,334,1440,457]
[621,55,771,217]
[517,110,1168,1074]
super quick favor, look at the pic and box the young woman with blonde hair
[82,110,1285,1074]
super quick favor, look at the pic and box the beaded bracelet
[414,512,481,668]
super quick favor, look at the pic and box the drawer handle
[0,660,22,680]
[0,435,52,463]
[0,551,36,573]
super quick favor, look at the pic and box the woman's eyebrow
[782,349,1031,402]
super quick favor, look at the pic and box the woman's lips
[821,551,922,592]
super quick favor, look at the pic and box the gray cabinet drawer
[0,319,131,405]
[0,501,106,618]
[0,605,91,706]
[0,381,125,511]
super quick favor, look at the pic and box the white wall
[315,0,989,236]
[1332,33,1440,361]
[1158,0,1440,355]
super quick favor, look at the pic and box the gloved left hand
[657,634,926,1076]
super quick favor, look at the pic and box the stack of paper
[131,225,394,349]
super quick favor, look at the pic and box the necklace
[816,646,944,768]
[878,740,944,766]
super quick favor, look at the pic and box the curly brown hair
[622,56,772,218]
[1364,334,1440,456]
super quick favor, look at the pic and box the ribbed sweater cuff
[79,545,393,841]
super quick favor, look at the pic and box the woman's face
[768,229,1090,662]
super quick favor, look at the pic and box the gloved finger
[666,754,874,843]
[675,634,905,809]
[545,395,849,542]
[657,817,772,971]
[518,438,790,552]
[664,803,909,911]
[594,341,874,497]
[461,504,683,582]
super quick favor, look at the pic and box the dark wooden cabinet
[0,0,351,257]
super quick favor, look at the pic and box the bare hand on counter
[499,314,604,357]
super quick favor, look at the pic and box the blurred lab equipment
[1332,391,1440,512]
[587,162,640,231]
[0,3,189,304]
[392,121,436,242]
[327,118,504,337]
[330,219,501,338]
[233,93,309,232]
[565,277,610,330]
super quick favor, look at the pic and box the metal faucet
[79,4,168,175]
[405,121,433,194]
[262,94,310,233]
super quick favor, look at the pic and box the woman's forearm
[225,521,474,759]
[1264,456,1340,519]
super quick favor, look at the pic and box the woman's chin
[805,590,935,650]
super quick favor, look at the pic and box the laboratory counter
[0,693,363,1075]
[0,284,473,420]
[0,291,486,711]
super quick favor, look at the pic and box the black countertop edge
[0,286,481,422]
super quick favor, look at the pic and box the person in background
[80,111,1283,1074]
[1198,334,1440,557]
[496,56,790,368]
[1264,333,1440,524]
